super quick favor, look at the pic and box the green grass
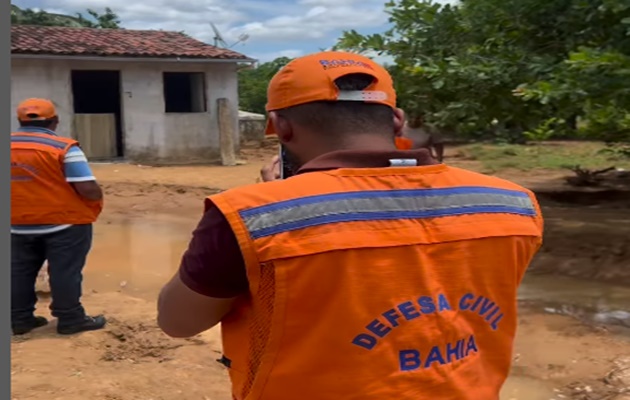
[454,141,630,173]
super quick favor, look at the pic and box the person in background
[403,114,445,162]
[11,98,107,335]
[157,52,543,400]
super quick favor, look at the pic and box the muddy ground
[11,143,630,400]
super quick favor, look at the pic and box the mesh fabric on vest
[242,262,276,398]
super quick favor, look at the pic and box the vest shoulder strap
[11,132,78,152]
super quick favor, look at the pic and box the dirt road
[11,144,630,400]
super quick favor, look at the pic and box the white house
[11,25,254,164]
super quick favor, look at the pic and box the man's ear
[269,111,294,143]
[393,108,405,137]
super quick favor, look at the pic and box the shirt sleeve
[178,201,249,298]
[63,145,97,182]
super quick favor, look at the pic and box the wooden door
[72,113,117,160]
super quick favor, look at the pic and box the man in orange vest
[11,99,107,335]
[157,52,543,399]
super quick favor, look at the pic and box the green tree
[12,5,121,29]
[335,0,630,143]
[238,57,292,114]
[75,8,121,29]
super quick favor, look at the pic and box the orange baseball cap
[264,51,397,135]
[17,98,57,121]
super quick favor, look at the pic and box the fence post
[217,98,237,166]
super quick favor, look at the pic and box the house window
[163,72,207,113]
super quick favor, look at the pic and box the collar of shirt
[17,126,57,136]
[296,149,439,174]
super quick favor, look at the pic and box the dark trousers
[11,224,92,326]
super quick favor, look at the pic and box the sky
[13,0,451,63]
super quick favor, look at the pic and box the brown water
[81,216,630,400]
[85,216,630,320]
[520,274,630,328]
[84,215,195,298]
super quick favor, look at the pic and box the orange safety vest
[11,132,103,225]
[209,163,543,400]
[395,136,414,150]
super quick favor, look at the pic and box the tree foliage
[238,57,292,114]
[11,5,121,29]
[75,8,121,29]
[335,0,630,142]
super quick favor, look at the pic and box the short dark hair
[19,116,58,129]
[277,73,394,136]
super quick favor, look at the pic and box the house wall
[11,57,240,164]
[238,110,266,144]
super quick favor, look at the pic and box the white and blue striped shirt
[11,126,97,235]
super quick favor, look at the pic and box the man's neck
[322,135,398,154]
[298,148,438,174]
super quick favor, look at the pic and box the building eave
[11,53,257,64]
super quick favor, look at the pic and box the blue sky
[13,0,451,62]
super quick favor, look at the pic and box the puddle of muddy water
[85,217,630,330]
[84,216,194,298]
[519,274,630,329]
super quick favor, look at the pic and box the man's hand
[260,155,280,182]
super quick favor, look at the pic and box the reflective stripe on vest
[11,134,69,149]
[239,186,536,239]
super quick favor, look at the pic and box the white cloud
[38,0,246,43]
[249,49,305,63]
[227,1,387,43]
[28,0,448,60]
[305,6,327,18]
[34,0,389,43]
